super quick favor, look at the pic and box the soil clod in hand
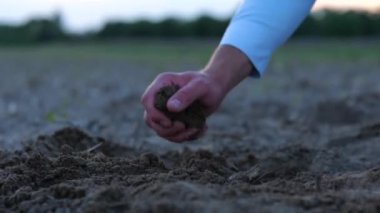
[154,84,205,128]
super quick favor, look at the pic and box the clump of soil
[154,84,205,128]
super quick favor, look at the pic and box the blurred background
[0,0,379,151]
[1,0,380,43]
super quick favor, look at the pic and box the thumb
[167,81,204,112]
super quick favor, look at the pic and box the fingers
[141,73,179,128]
[141,71,210,143]
[145,108,208,143]
[148,108,172,127]
[166,128,200,143]
[144,111,187,137]
[166,125,208,143]
[167,77,208,112]
[144,110,170,128]
[144,111,173,132]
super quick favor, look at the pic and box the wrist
[201,45,252,95]
[200,67,230,96]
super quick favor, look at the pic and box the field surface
[0,39,380,212]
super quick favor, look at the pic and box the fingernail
[168,99,182,110]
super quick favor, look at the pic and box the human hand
[141,71,226,143]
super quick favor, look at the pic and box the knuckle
[156,73,166,80]
[152,114,164,125]
[150,114,163,123]
[195,75,208,85]
[157,72,176,81]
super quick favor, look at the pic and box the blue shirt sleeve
[220,0,315,76]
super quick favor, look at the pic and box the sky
[1,0,380,33]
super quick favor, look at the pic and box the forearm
[201,45,252,95]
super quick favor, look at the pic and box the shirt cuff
[220,19,274,77]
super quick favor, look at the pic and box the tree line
[0,10,379,44]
